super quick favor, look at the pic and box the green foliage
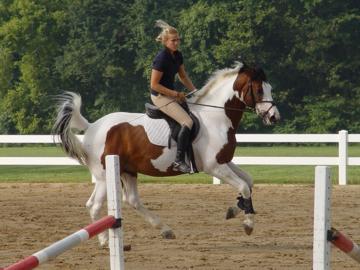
[0,0,359,133]
[179,2,230,83]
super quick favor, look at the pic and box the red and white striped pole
[2,155,124,270]
[328,228,360,263]
[313,166,360,269]
[3,216,119,270]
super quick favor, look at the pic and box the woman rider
[150,20,197,174]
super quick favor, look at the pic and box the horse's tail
[52,92,89,165]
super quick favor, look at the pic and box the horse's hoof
[226,207,236,219]
[161,230,176,239]
[243,214,254,235]
[243,224,253,235]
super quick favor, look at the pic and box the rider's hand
[186,89,197,98]
[175,92,186,103]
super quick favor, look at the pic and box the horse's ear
[239,61,249,73]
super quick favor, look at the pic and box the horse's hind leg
[226,162,253,220]
[86,177,108,246]
[121,172,176,239]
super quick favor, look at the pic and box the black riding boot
[173,125,191,173]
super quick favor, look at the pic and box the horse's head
[233,64,280,125]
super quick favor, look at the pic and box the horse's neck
[195,76,235,107]
[192,74,245,129]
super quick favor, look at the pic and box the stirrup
[172,161,191,173]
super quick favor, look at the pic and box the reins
[128,77,276,123]
[187,80,276,117]
[186,101,254,112]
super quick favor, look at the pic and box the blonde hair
[155,20,178,44]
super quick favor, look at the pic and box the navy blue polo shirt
[152,48,183,95]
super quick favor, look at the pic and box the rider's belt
[151,89,159,96]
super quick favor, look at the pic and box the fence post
[213,177,222,185]
[105,155,125,270]
[338,130,348,185]
[313,166,331,270]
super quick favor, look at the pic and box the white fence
[213,130,360,185]
[0,130,359,185]
[0,135,81,165]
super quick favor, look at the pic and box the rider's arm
[178,64,196,92]
[151,69,179,97]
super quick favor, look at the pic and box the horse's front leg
[207,163,255,235]
[225,162,254,221]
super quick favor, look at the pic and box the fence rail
[0,136,83,164]
[213,130,358,185]
[0,131,358,185]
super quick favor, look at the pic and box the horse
[53,62,280,246]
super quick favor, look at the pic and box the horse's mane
[195,62,244,100]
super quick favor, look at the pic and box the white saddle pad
[143,115,175,147]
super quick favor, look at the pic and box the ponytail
[155,20,178,44]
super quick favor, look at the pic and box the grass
[0,144,359,184]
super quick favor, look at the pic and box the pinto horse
[53,62,280,245]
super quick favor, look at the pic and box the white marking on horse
[151,148,176,172]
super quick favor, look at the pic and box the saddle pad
[143,115,175,147]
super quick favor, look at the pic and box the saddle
[145,102,200,173]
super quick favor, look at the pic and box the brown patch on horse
[233,70,246,93]
[224,94,245,129]
[216,96,245,164]
[217,67,266,164]
[233,66,265,106]
[101,123,181,176]
[216,126,237,164]
[233,68,253,100]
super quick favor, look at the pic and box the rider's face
[165,34,181,52]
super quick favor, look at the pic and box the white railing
[0,130,359,185]
[213,130,360,185]
[0,135,83,165]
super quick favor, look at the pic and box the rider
[150,20,197,173]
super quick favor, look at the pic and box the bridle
[188,78,276,121]
[242,79,276,120]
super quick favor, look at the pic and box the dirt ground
[0,183,359,270]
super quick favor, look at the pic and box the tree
[0,0,67,133]
[0,0,358,134]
